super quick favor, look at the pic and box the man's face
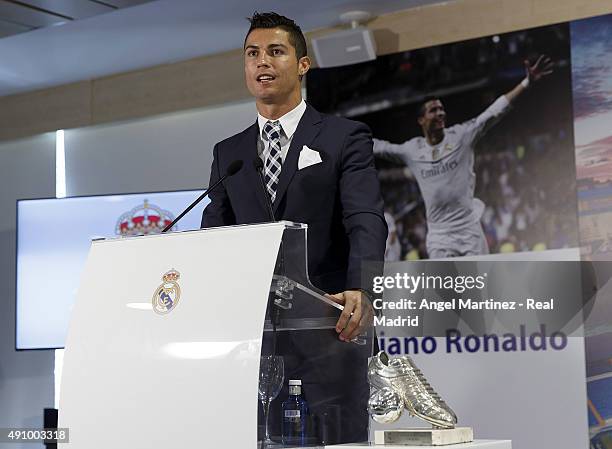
[418,99,446,133]
[244,27,310,104]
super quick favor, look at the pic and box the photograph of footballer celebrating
[372,55,553,258]
[308,23,578,260]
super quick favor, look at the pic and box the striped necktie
[262,120,283,203]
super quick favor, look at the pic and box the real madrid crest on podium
[152,269,182,314]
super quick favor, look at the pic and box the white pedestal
[326,439,511,449]
[375,427,473,445]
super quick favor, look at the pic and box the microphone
[253,157,276,221]
[162,159,243,233]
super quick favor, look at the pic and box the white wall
[0,133,56,449]
[65,99,257,196]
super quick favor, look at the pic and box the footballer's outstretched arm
[468,55,554,144]
[372,138,416,179]
[504,55,554,103]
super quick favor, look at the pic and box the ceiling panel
[0,17,31,37]
[15,0,115,20]
[0,1,67,27]
[0,0,454,96]
[97,0,153,8]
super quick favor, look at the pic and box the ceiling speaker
[312,27,377,68]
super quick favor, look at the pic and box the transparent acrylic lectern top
[258,222,376,447]
[263,222,374,344]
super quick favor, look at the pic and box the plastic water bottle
[282,379,308,446]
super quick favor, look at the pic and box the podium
[58,221,375,448]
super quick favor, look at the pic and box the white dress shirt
[257,99,307,163]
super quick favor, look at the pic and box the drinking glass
[259,355,284,446]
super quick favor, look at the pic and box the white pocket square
[298,145,322,170]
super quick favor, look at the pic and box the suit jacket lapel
[273,105,322,212]
[240,121,271,215]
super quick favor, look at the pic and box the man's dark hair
[417,96,442,118]
[245,12,307,60]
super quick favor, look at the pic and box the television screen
[16,190,208,350]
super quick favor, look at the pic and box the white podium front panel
[59,223,286,449]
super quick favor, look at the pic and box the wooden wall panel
[0,81,91,142]
[92,49,249,124]
[1,0,611,142]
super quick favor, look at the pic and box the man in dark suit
[201,12,387,444]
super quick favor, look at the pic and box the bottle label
[284,410,301,418]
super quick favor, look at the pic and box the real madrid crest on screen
[116,199,176,236]
[152,269,182,315]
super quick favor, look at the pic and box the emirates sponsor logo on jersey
[420,160,459,178]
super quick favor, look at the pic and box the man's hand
[327,289,374,342]
[525,55,554,83]
[505,55,554,103]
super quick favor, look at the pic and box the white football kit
[374,95,510,258]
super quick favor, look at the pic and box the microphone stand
[254,158,284,448]
[162,160,243,233]
[253,158,283,349]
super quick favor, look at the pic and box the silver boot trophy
[367,351,473,446]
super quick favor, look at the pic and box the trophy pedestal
[374,427,474,446]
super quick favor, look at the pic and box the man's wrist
[521,77,530,89]
[357,288,374,301]
[346,287,373,299]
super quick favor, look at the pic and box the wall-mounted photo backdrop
[307,12,612,449]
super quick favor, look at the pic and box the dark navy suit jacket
[201,104,387,294]
[201,104,386,444]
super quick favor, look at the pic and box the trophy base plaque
[374,427,474,446]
